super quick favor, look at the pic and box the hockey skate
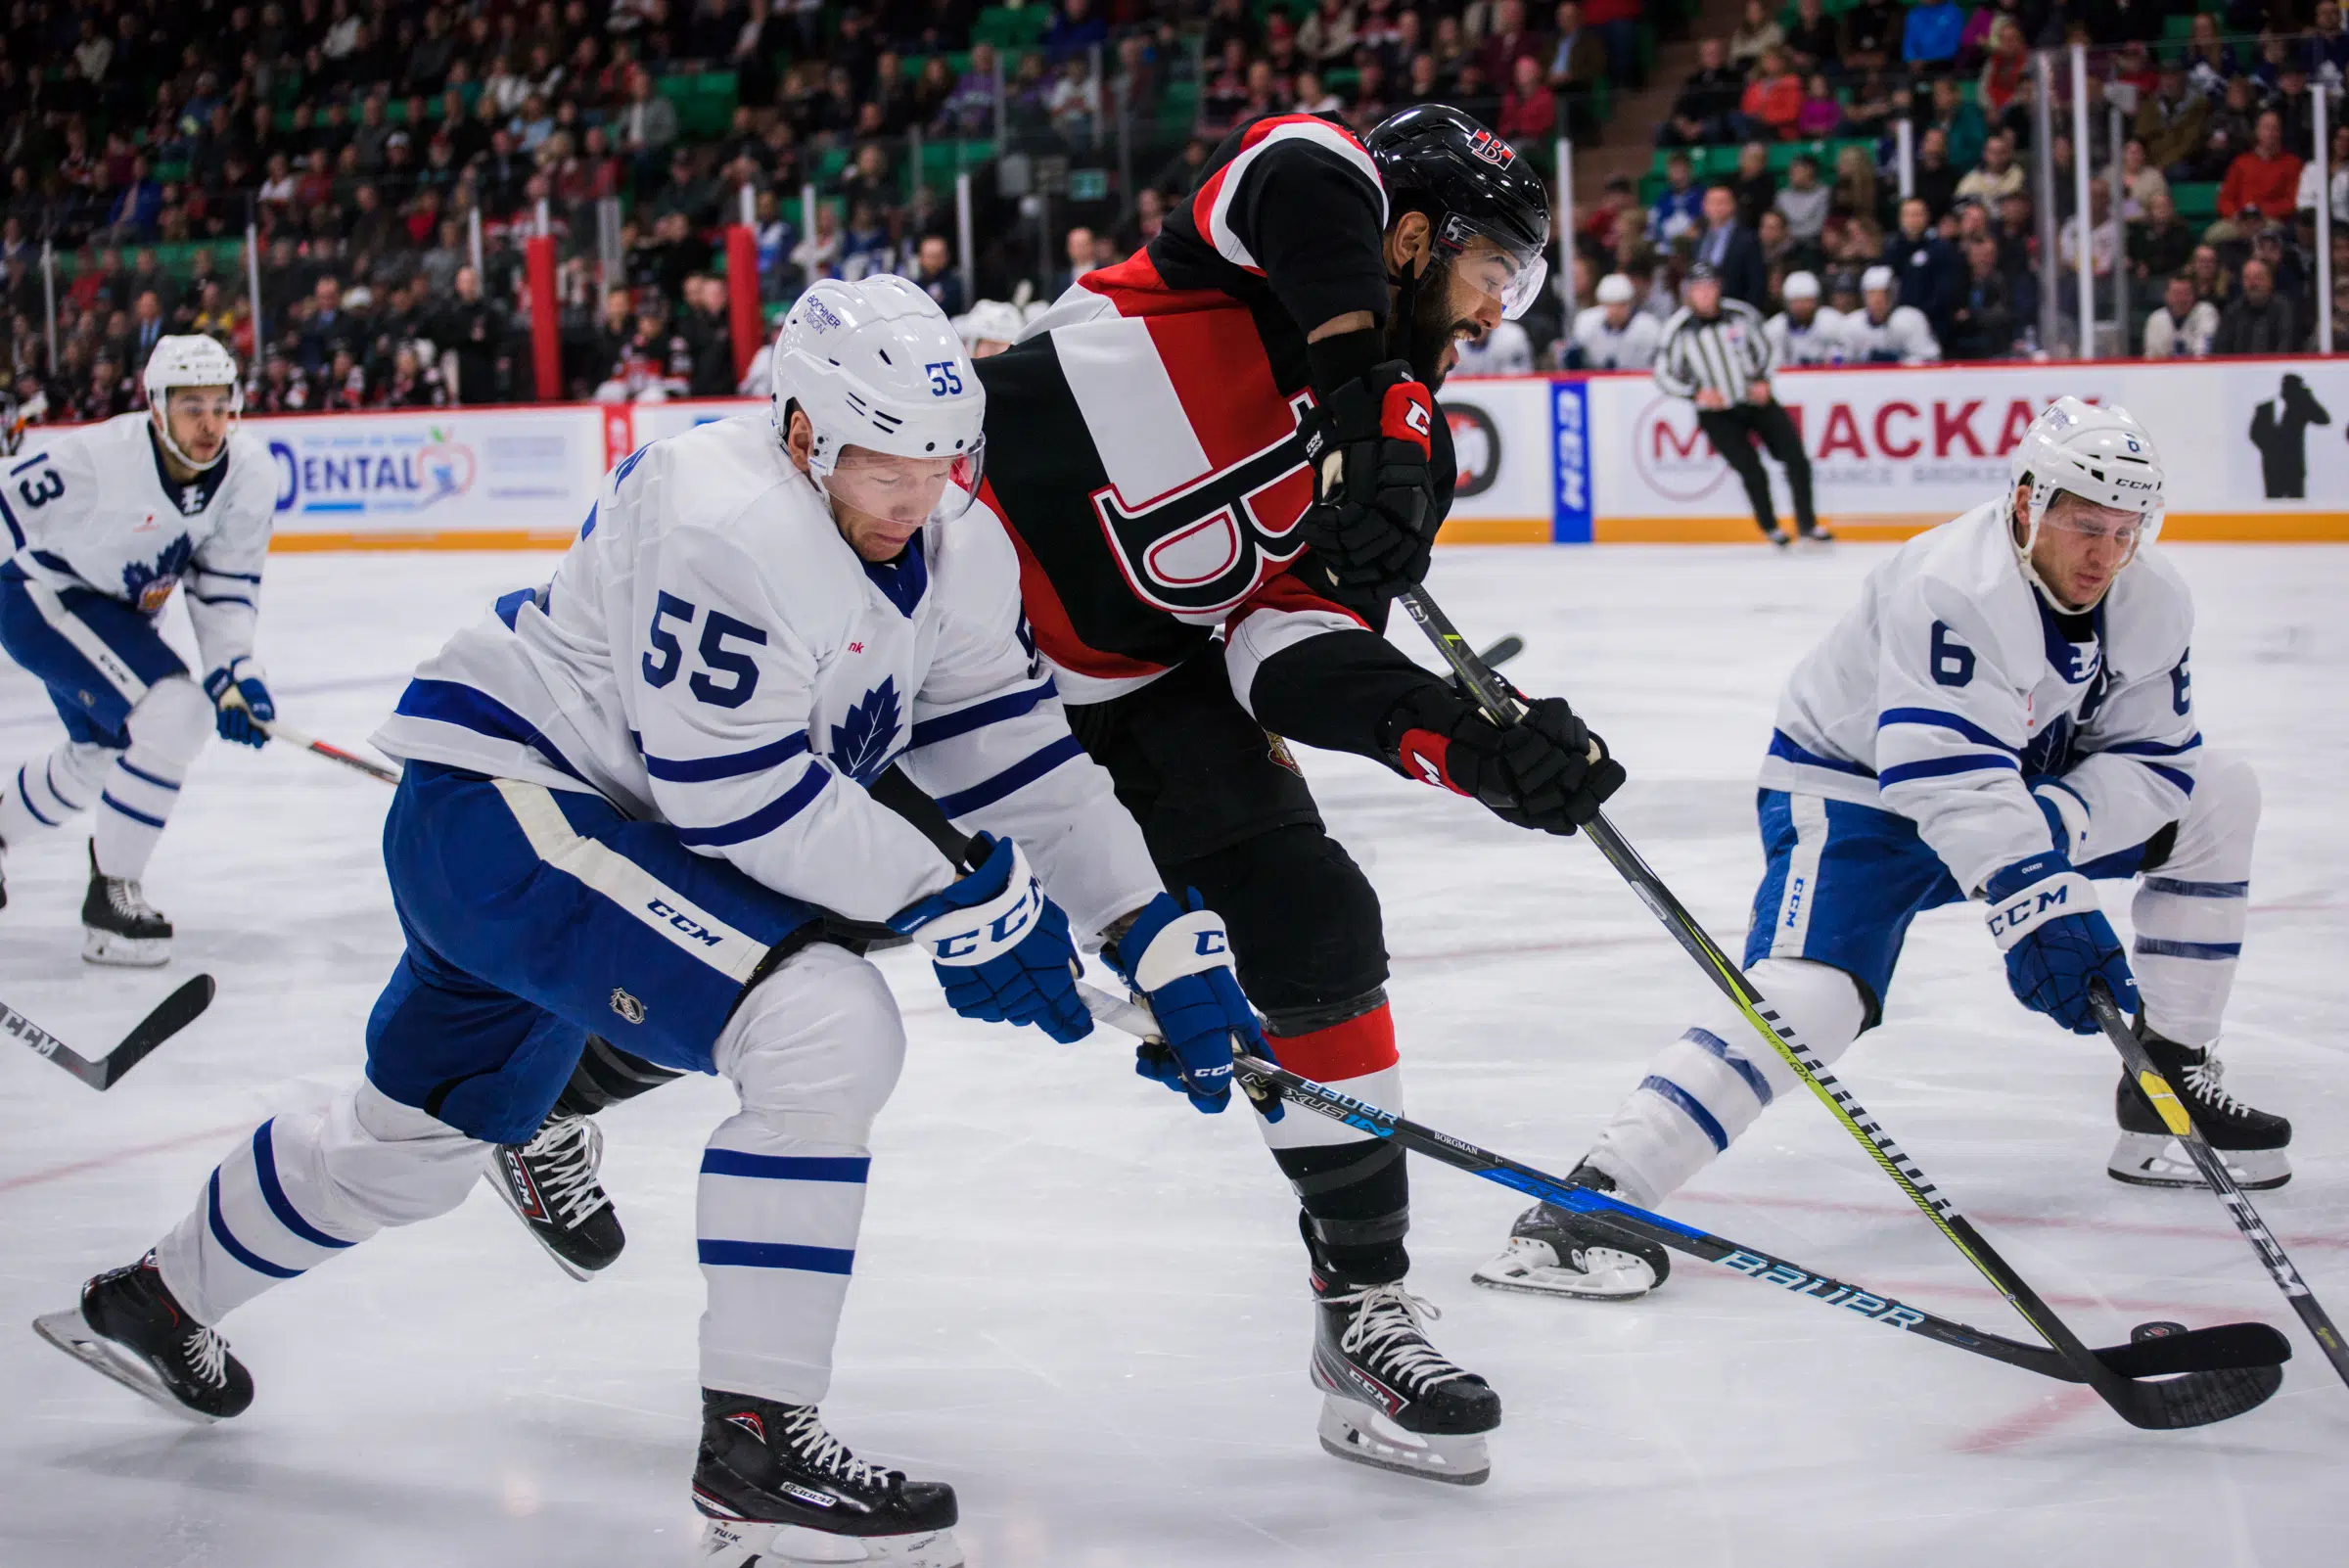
[1471,1165,1671,1300]
[1310,1276,1499,1486]
[33,1251,252,1423]
[693,1391,961,1567]
[81,842,170,967]
[2109,1024,2291,1190]
[487,1113,624,1279]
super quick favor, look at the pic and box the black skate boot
[1763,526,1792,547]
[487,1112,624,1279]
[693,1390,961,1567]
[1798,520,1835,543]
[1471,1162,1672,1300]
[2109,1023,2292,1190]
[81,841,170,967]
[1311,1272,1500,1486]
[33,1251,252,1422]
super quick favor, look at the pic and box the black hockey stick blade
[5,975,215,1090]
[1477,635,1524,669]
[2090,982,2349,1394]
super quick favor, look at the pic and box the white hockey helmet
[957,299,1027,352]
[1782,269,1820,301]
[770,275,985,523]
[1594,272,1635,305]
[143,334,244,472]
[2006,396,2166,601]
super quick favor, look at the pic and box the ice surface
[0,544,2342,1567]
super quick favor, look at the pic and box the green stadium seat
[973,6,1049,49]
[2171,181,2220,219]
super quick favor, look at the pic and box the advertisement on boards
[260,407,604,545]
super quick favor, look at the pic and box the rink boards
[247,355,2349,550]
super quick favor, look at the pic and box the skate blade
[82,930,171,968]
[31,1309,217,1425]
[479,1157,599,1282]
[1314,1396,1490,1487]
[1470,1238,1657,1301]
[2107,1134,2291,1191]
[699,1516,964,1567]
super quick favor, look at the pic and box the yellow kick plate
[2139,1069,2194,1136]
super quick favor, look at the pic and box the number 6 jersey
[0,412,276,675]
[1760,501,2200,896]
[372,413,1162,939]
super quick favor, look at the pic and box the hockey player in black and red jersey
[494,105,1626,1487]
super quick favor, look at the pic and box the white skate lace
[520,1116,613,1228]
[1329,1283,1468,1392]
[2182,1056,2252,1120]
[107,877,162,923]
[183,1325,230,1389]
[781,1406,901,1491]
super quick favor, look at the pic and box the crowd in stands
[1566,0,2349,371]
[8,0,2349,423]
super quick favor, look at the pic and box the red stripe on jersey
[1228,567,1370,633]
[990,482,1167,681]
[1267,1002,1399,1083]
[1144,307,1299,473]
[1081,250,1234,319]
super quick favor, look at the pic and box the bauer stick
[2088,980,2349,1392]
[1394,585,2288,1430]
[4,975,214,1090]
[258,719,401,784]
[1075,983,2285,1424]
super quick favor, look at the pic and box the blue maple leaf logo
[828,677,901,784]
[120,533,195,611]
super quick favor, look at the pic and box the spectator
[2142,272,2219,358]
[433,264,510,404]
[616,67,680,191]
[2119,138,2167,220]
[1977,15,2028,132]
[1730,141,1776,229]
[1477,0,1545,87]
[2199,78,2265,186]
[1692,183,1768,307]
[1497,56,1556,143]
[2296,123,2349,225]
[1646,150,1705,246]
[1583,0,1645,90]
[1841,0,1901,73]
[2313,2,2349,80]
[1890,196,1960,344]
[1830,144,1880,230]
[1547,3,1604,139]
[2183,13,2236,98]
[1912,128,1959,222]
[1042,0,1108,63]
[1775,155,1831,253]
[1947,236,2015,361]
[1902,0,1964,71]
[2130,189,2197,285]
[2188,244,2233,312]
[1795,74,1842,140]
[2213,256,2297,354]
[1955,130,2025,210]
[1740,48,1803,142]
[907,234,966,317]
[1925,76,1986,173]
[2221,111,2305,233]
[1658,36,1743,148]
[1783,0,1840,76]
[2137,63,2209,178]
[1728,1,1783,69]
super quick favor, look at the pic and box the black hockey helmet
[1365,105,1551,319]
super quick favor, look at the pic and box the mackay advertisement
[253,356,2349,548]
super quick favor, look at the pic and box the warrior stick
[1075,983,2284,1424]
[2089,980,2349,1392]
[1393,585,2289,1430]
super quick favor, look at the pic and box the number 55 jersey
[371,412,1159,939]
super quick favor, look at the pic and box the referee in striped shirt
[1655,262,1828,545]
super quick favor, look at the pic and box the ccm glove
[1983,851,2138,1034]
[202,659,275,748]
[1379,684,1627,835]
[1299,361,1441,599]
[1105,891,1272,1116]
[889,834,1091,1043]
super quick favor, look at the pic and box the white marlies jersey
[1765,306,1846,366]
[372,413,1162,937]
[1569,306,1661,371]
[1835,304,1940,365]
[1,412,274,673]
[1760,502,2198,895]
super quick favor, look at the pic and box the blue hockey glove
[889,833,1090,1043]
[1983,851,2137,1034]
[1106,891,1271,1115]
[202,659,275,749]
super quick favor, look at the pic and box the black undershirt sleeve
[1230,133,1394,342]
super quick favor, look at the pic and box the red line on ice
[1954,1387,2104,1453]
[0,1120,255,1194]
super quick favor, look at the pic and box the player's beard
[1390,259,1477,390]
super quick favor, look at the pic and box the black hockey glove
[1299,361,1441,600]
[1379,684,1627,836]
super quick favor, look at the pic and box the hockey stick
[1075,982,2284,1420]
[257,719,401,785]
[1393,585,2290,1430]
[3,975,215,1090]
[2088,981,2349,1392]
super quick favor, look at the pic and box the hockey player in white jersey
[1836,264,1941,364]
[1764,270,1845,367]
[0,336,277,965]
[1476,398,2287,1301]
[33,278,1267,1568]
[1567,273,1662,371]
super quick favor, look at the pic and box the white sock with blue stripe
[154,1083,488,1325]
[0,742,111,847]
[92,677,214,880]
[1589,958,1866,1208]
[697,1125,872,1406]
[2130,751,2258,1047]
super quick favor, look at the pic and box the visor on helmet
[818,438,988,528]
[1438,212,1549,320]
